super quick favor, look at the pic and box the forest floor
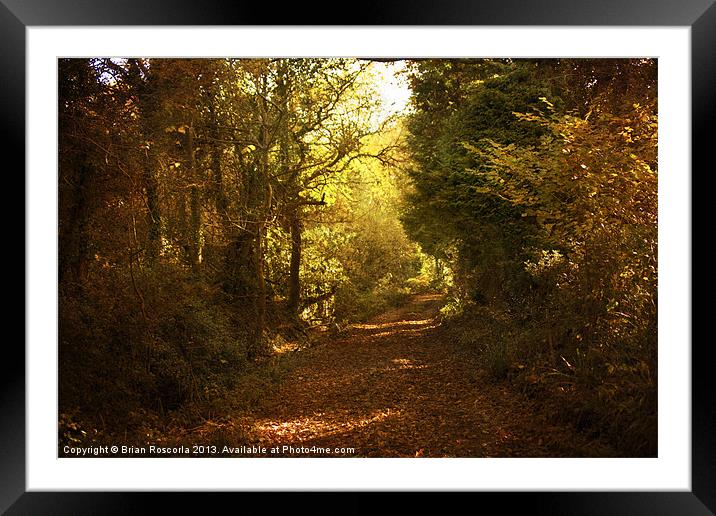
[198,293,616,457]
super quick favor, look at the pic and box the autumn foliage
[59,58,657,457]
[402,59,657,455]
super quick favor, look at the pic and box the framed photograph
[7,0,711,513]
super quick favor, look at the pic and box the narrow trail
[235,294,611,457]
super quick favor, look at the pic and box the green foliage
[404,58,658,455]
[438,295,469,320]
[401,60,553,305]
[58,58,431,444]
[290,126,430,323]
[329,186,423,321]
[58,57,658,456]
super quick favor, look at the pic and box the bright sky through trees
[58,58,658,460]
[369,60,411,121]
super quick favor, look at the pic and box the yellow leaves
[469,186,492,194]
[164,124,190,134]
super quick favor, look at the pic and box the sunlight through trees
[59,58,657,458]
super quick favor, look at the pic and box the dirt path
[233,294,611,457]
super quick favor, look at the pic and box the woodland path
[233,294,612,457]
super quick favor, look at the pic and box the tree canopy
[58,58,658,458]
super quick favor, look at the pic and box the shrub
[59,263,251,440]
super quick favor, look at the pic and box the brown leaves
[221,294,607,457]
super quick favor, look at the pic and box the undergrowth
[58,265,306,452]
[442,301,657,457]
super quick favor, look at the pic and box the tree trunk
[144,163,161,260]
[287,207,302,315]
[249,178,268,358]
[209,104,228,228]
[255,220,266,330]
[250,84,271,355]
[59,160,92,286]
[136,77,161,262]
[177,189,188,259]
[187,125,201,271]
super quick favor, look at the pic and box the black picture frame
[5,1,711,513]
